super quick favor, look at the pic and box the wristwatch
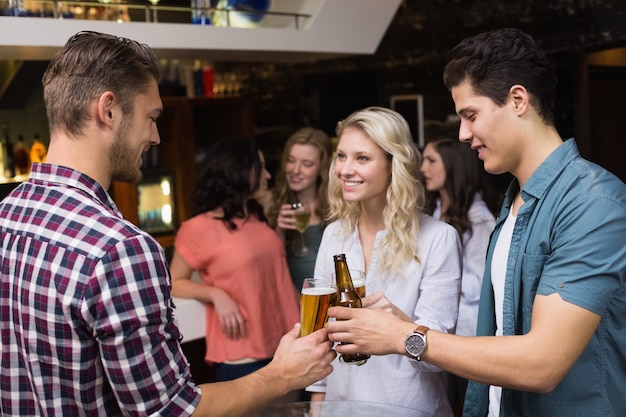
[404,325,429,361]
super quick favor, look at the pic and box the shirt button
[558,282,565,288]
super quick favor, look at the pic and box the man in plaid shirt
[0,31,335,417]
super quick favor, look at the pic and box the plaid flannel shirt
[0,163,200,416]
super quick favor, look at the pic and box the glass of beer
[351,270,366,298]
[300,278,337,337]
[291,201,311,256]
[332,269,366,298]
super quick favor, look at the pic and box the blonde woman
[308,107,462,417]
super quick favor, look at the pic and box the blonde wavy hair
[327,106,425,275]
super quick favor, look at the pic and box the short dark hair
[42,31,159,137]
[443,28,556,125]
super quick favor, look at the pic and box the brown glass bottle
[333,253,369,365]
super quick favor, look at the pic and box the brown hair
[42,31,159,137]
[268,127,332,254]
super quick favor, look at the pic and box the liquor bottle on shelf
[30,134,47,168]
[14,134,31,175]
[1,123,16,179]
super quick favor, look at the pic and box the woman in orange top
[169,137,299,381]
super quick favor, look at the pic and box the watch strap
[414,325,429,361]
[415,325,429,337]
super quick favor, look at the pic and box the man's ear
[509,84,529,116]
[97,92,116,128]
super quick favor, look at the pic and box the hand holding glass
[300,278,337,337]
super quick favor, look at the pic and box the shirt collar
[29,162,120,214]
[521,137,579,201]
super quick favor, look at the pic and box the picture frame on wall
[390,94,425,149]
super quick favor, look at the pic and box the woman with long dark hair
[169,137,299,382]
[420,137,500,414]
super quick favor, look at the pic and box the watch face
[405,334,425,356]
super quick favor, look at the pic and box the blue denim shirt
[463,139,626,417]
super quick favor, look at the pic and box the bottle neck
[334,260,355,291]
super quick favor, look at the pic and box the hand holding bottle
[332,253,369,365]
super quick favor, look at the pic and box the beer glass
[300,278,337,337]
[291,201,311,256]
[333,269,365,298]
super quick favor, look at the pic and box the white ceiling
[0,0,402,62]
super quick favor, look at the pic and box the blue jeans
[213,358,272,382]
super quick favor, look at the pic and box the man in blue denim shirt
[325,28,625,417]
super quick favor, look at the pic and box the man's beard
[110,121,143,184]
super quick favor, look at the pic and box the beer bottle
[333,253,369,365]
